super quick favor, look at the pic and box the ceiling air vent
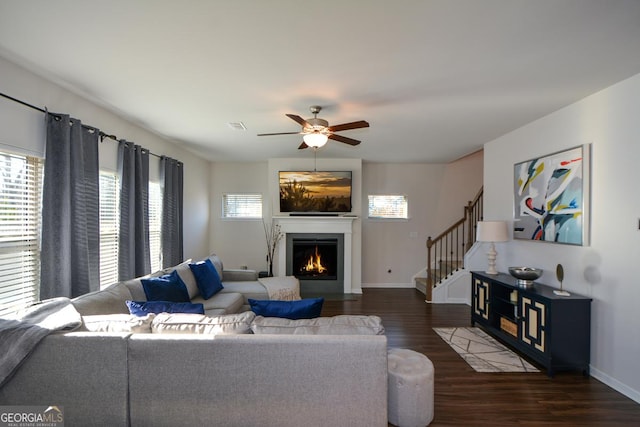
[227,122,247,131]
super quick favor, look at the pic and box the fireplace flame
[302,246,326,274]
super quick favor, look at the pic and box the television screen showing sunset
[279,171,352,212]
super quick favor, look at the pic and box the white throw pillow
[250,315,386,335]
[82,313,156,333]
[151,311,256,335]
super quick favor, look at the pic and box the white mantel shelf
[273,215,357,228]
[273,215,357,294]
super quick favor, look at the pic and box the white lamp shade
[476,221,509,242]
[303,132,328,148]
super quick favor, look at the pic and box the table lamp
[476,221,509,275]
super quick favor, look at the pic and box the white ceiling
[1,0,640,163]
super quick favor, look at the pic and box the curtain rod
[0,91,164,159]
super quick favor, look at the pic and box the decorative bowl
[508,267,543,287]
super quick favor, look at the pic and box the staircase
[418,187,483,302]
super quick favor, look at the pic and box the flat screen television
[279,170,352,213]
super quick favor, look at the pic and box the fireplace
[286,233,344,295]
[274,216,357,294]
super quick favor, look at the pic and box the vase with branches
[263,218,284,277]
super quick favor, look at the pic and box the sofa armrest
[0,332,131,425]
[223,269,258,281]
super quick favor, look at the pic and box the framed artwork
[513,144,590,245]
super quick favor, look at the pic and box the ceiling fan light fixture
[303,132,328,148]
[258,105,367,149]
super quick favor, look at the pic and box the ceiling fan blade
[328,120,370,132]
[298,141,309,150]
[286,114,310,128]
[257,131,303,136]
[328,133,361,146]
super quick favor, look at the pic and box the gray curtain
[161,156,183,267]
[118,141,151,280]
[40,113,100,298]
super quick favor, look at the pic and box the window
[368,195,408,219]
[99,174,164,285]
[0,151,43,316]
[99,171,119,288]
[148,181,163,272]
[222,193,262,218]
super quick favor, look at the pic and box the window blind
[368,195,408,219]
[0,152,43,316]
[148,181,163,272]
[222,194,262,218]
[99,171,119,288]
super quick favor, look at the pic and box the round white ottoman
[387,348,434,427]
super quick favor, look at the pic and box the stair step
[415,277,427,295]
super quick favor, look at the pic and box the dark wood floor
[321,288,640,426]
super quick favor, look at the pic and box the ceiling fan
[257,105,369,149]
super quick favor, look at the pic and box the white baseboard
[589,365,640,404]
[443,297,469,304]
[361,282,414,289]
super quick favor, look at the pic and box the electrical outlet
[409,231,418,238]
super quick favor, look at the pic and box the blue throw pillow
[248,298,324,320]
[189,258,224,299]
[126,300,205,316]
[141,270,190,302]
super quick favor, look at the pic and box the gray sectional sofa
[1,331,388,426]
[0,254,390,426]
[71,254,269,317]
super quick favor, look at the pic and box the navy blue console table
[471,271,592,376]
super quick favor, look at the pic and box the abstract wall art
[513,144,590,245]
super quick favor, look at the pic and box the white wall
[362,155,483,288]
[209,162,269,271]
[477,72,640,403]
[208,158,364,289]
[362,163,446,287]
[209,156,483,290]
[0,55,211,261]
[434,150,484,232]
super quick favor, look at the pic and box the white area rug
[434,327,539,373]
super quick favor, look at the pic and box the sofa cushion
[141,270,190,302]
[220,281,269,304]
[189,258,223,299]
[71,282,133,316]
[151,311,256,335]
[251,315,385,335]
[221,269,258,281]
[81,313,156,333]
[191,292,244,314]
[173,262,200,300]
[126,300,205,316]
[123,278,147,301]
[149,259,192,278]
[206,254,224,280]
[248,298,324,320]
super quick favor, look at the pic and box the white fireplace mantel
[273,216,357,293]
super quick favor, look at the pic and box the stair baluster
[424,188,483,301]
